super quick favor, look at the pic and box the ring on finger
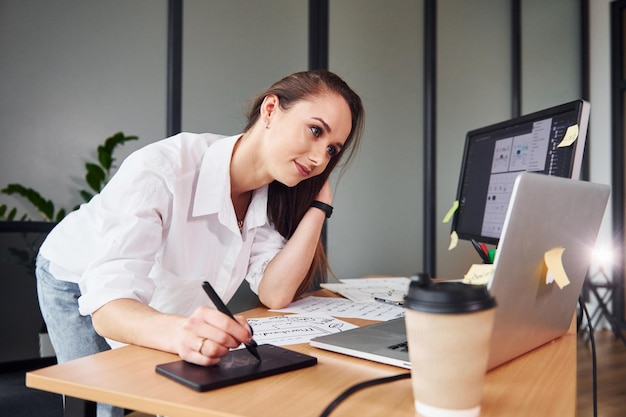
[197,337,207,354]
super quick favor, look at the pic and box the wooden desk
[26,294,576,417]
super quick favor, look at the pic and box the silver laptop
[310,173,610,370]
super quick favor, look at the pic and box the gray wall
[327,0,423,278]
[181,0,308,133]
[436,0,513,279]
[0,1,609,287]
[0,0,166,218]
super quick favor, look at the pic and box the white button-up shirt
[40,133,285,317]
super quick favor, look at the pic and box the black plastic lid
[403,277,496,314]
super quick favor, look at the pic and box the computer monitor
[450,99,590,245]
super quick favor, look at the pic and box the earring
[265,122,270,129]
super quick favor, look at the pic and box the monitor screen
[450,99,590,245]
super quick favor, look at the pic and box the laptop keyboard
[387,341,409,352]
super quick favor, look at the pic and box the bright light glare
[592,247,613,268]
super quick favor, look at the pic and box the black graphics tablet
[155,344,317,392]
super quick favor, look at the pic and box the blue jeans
[36,254,124,417]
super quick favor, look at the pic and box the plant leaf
[2,184,54,221]
[86,172,102,193]
[79,190,94,203]
[0,202,28,221]
[97,145,113,171]
[85,163,105,179]
[98,132,137,171]
[85,163,106,192]
[103,132,122,154]
[42,199,54,220]
[55,209,66,222]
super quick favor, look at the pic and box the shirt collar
[192,134,269,229]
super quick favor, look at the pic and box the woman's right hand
[175,306,253,366]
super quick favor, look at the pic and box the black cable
[319,372,411,417]
[578,295,598,417]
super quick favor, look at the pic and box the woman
[36,70,364,416]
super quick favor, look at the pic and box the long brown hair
[244,70,365,298]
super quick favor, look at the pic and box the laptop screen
[450,100,590,245]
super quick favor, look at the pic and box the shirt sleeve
[77,151,173,315]
[245,223,286,294]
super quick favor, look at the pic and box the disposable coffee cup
[404,274,496,417]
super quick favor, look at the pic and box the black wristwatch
[310,200,333,218]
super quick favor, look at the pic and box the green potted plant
[1,132,138,221]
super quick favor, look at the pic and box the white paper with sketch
[320,277,411,303]
[246,314,358,346]
[270,296,404,321]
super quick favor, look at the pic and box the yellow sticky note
[462,264,495,285]
[442,200,459,223]
[544,247,570,289]
[448,231,458,251]
[557,125,579,148]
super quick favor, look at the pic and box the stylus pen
[471,239,491,264]
[201,281,261,361]
[374,297,403,306]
